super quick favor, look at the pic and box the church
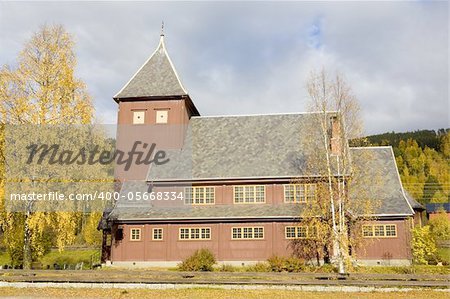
[99,32,422,267]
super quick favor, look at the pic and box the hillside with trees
[352,129,450,204]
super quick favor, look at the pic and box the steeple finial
[160,21,164,37]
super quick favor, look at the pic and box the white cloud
[0,1,447,134]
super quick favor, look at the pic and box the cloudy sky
[0,1,448,135]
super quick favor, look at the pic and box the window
[185,187,215,205]
[362,225,373,237]
[306,185,316,201]
[231,227,264,239]
[130,228,141,241]
[374,225,385,237]
[362,224,397,238]
[201,228,211,239]
[132,111,145,124]
[253,227,264,239]
[233,186,265,203]
[285,227,296,239]
[297,226,308,238]
[179,227,211,240]
[285,226,315,239]
[284,184,316,203]
[385,225,397,237]
[190,228,200,239]
[155,110,168,124]
[180,228,190,240]
[232,227,242,239]
[152,228,163,240]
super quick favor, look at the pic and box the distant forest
[351,129,450,205]
[362,129,449,151]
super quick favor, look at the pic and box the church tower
[113,32,198,181]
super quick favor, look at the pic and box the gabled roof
[147,112,349,181]
[349,147,414,216]
[108,146,415,222]
[114,35,188,100]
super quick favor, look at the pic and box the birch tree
[0,24,94,269]
[292,69,377,273]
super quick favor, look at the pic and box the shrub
[217,263,237,272]
[178,249,216,271]
[267,256,306,272]
[285,257,306,272]
[267,256,285,272]
[429,210,450,242]
[412,226,438,265]
[315,264,337,273]
[245,262,270,272]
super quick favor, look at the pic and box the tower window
[132,110,145,124]
[156,110,168,124]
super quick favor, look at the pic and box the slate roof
[114,35,188,100]
[111,201,302,222]
[107,181,302,221]
[348,147,414,216]
[147,113,346,181]
[405,191,425,210]
[107,146,414,222]
[426,203,450,213]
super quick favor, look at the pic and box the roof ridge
[191,111,339,119]
[159,36,188,95]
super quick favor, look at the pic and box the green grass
[0,248,100,269]
[39,249,100,269]
[437,247,450,264]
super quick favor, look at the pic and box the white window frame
[362,224,397,238]
[130,228,141,241]
[284,226,315,239]
[283,184,316,203]
[178,227,211,240]
[152,228,163,241]
[231,227,264,240]
[184,187,215,205]
[233,185,265,204]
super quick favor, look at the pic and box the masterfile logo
[3,124,193,212]
[26,141,169,171]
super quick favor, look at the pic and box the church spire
[113,29,188,101]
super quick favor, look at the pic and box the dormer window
[132,110,145,124]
